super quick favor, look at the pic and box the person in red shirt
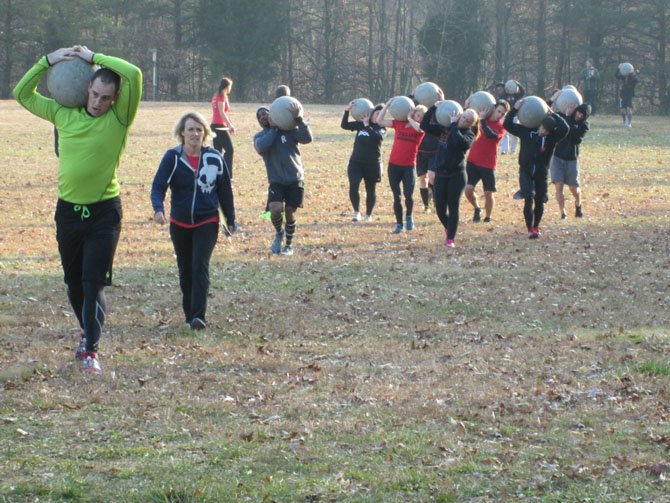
[377,100,426,233]
[210,77,236,178]
[464,100,510,223]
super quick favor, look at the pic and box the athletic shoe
[473,207,482,223]
[561,211,567,220]
[82,353,101,374]
[575,206,583,218]
[352,212,362,222]
[528,227,539,239]
[405,216,414,231]
[190,318,206,330]
[513,190,523,200]
[365,214,373,222]
[391,224,403,234]
[445,239,456,248]
[75,333,87,361]
[271,230,284,254]
[280,245,293,256]
[534,226,542,236]
[260,210,271,220]
[483,216,491,223]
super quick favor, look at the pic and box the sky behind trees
[1,0,668,114]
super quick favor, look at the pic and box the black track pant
[433,172,466,241]
[169,222,218,323]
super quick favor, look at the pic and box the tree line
[1,0,668,114]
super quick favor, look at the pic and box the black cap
[575,103,591,117]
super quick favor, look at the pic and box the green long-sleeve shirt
[13,54,142,204]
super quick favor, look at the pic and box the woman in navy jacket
[151,111,236,330]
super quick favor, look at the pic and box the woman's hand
[345,100,354,112]
[427,170,436,185]
[154,211,166,225]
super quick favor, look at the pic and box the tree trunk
[367,2,374,98]
[554,0,570,87]
[656,1,669,114]
[322,0,335,102]
[1,0,14,99]
[536,0,547,95]
[390,0,402,95]
[168,0,182,101]
[377,0,387,99]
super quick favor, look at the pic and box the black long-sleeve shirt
[503,108,569,168]
[553,112,589,161]
[420,105,476,178]
[616,70,639,99]
[340,110,386,166]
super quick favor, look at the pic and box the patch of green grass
[636,360,670,376]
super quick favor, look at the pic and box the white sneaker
[365,214,373,222]
[352,212,362,222]
[82,353,101,374]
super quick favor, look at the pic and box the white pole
[150,49,158,101]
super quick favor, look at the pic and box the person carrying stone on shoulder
[504,98,568,239]
[253,103,313,256]
[548,90,591,220]
[12,45,142,374]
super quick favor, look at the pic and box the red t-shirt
[466,118,505,170]
[211,93,230,125]
[389,120,425,167]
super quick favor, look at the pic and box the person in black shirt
[548,90,590,219]
[616,65,639,128]
[504,99,568,239]
[341,102,386,221]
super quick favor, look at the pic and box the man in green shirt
[577,58,600,115]
[13,45,142,374]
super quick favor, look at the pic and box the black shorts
[268,181,304,209]
[416,151,435,176]
[619,95,634,109]
[466,162,497,192]
[55,197,122,286]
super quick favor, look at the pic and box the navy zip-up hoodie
[151,144,235,227]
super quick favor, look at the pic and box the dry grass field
[0,99,669,502]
